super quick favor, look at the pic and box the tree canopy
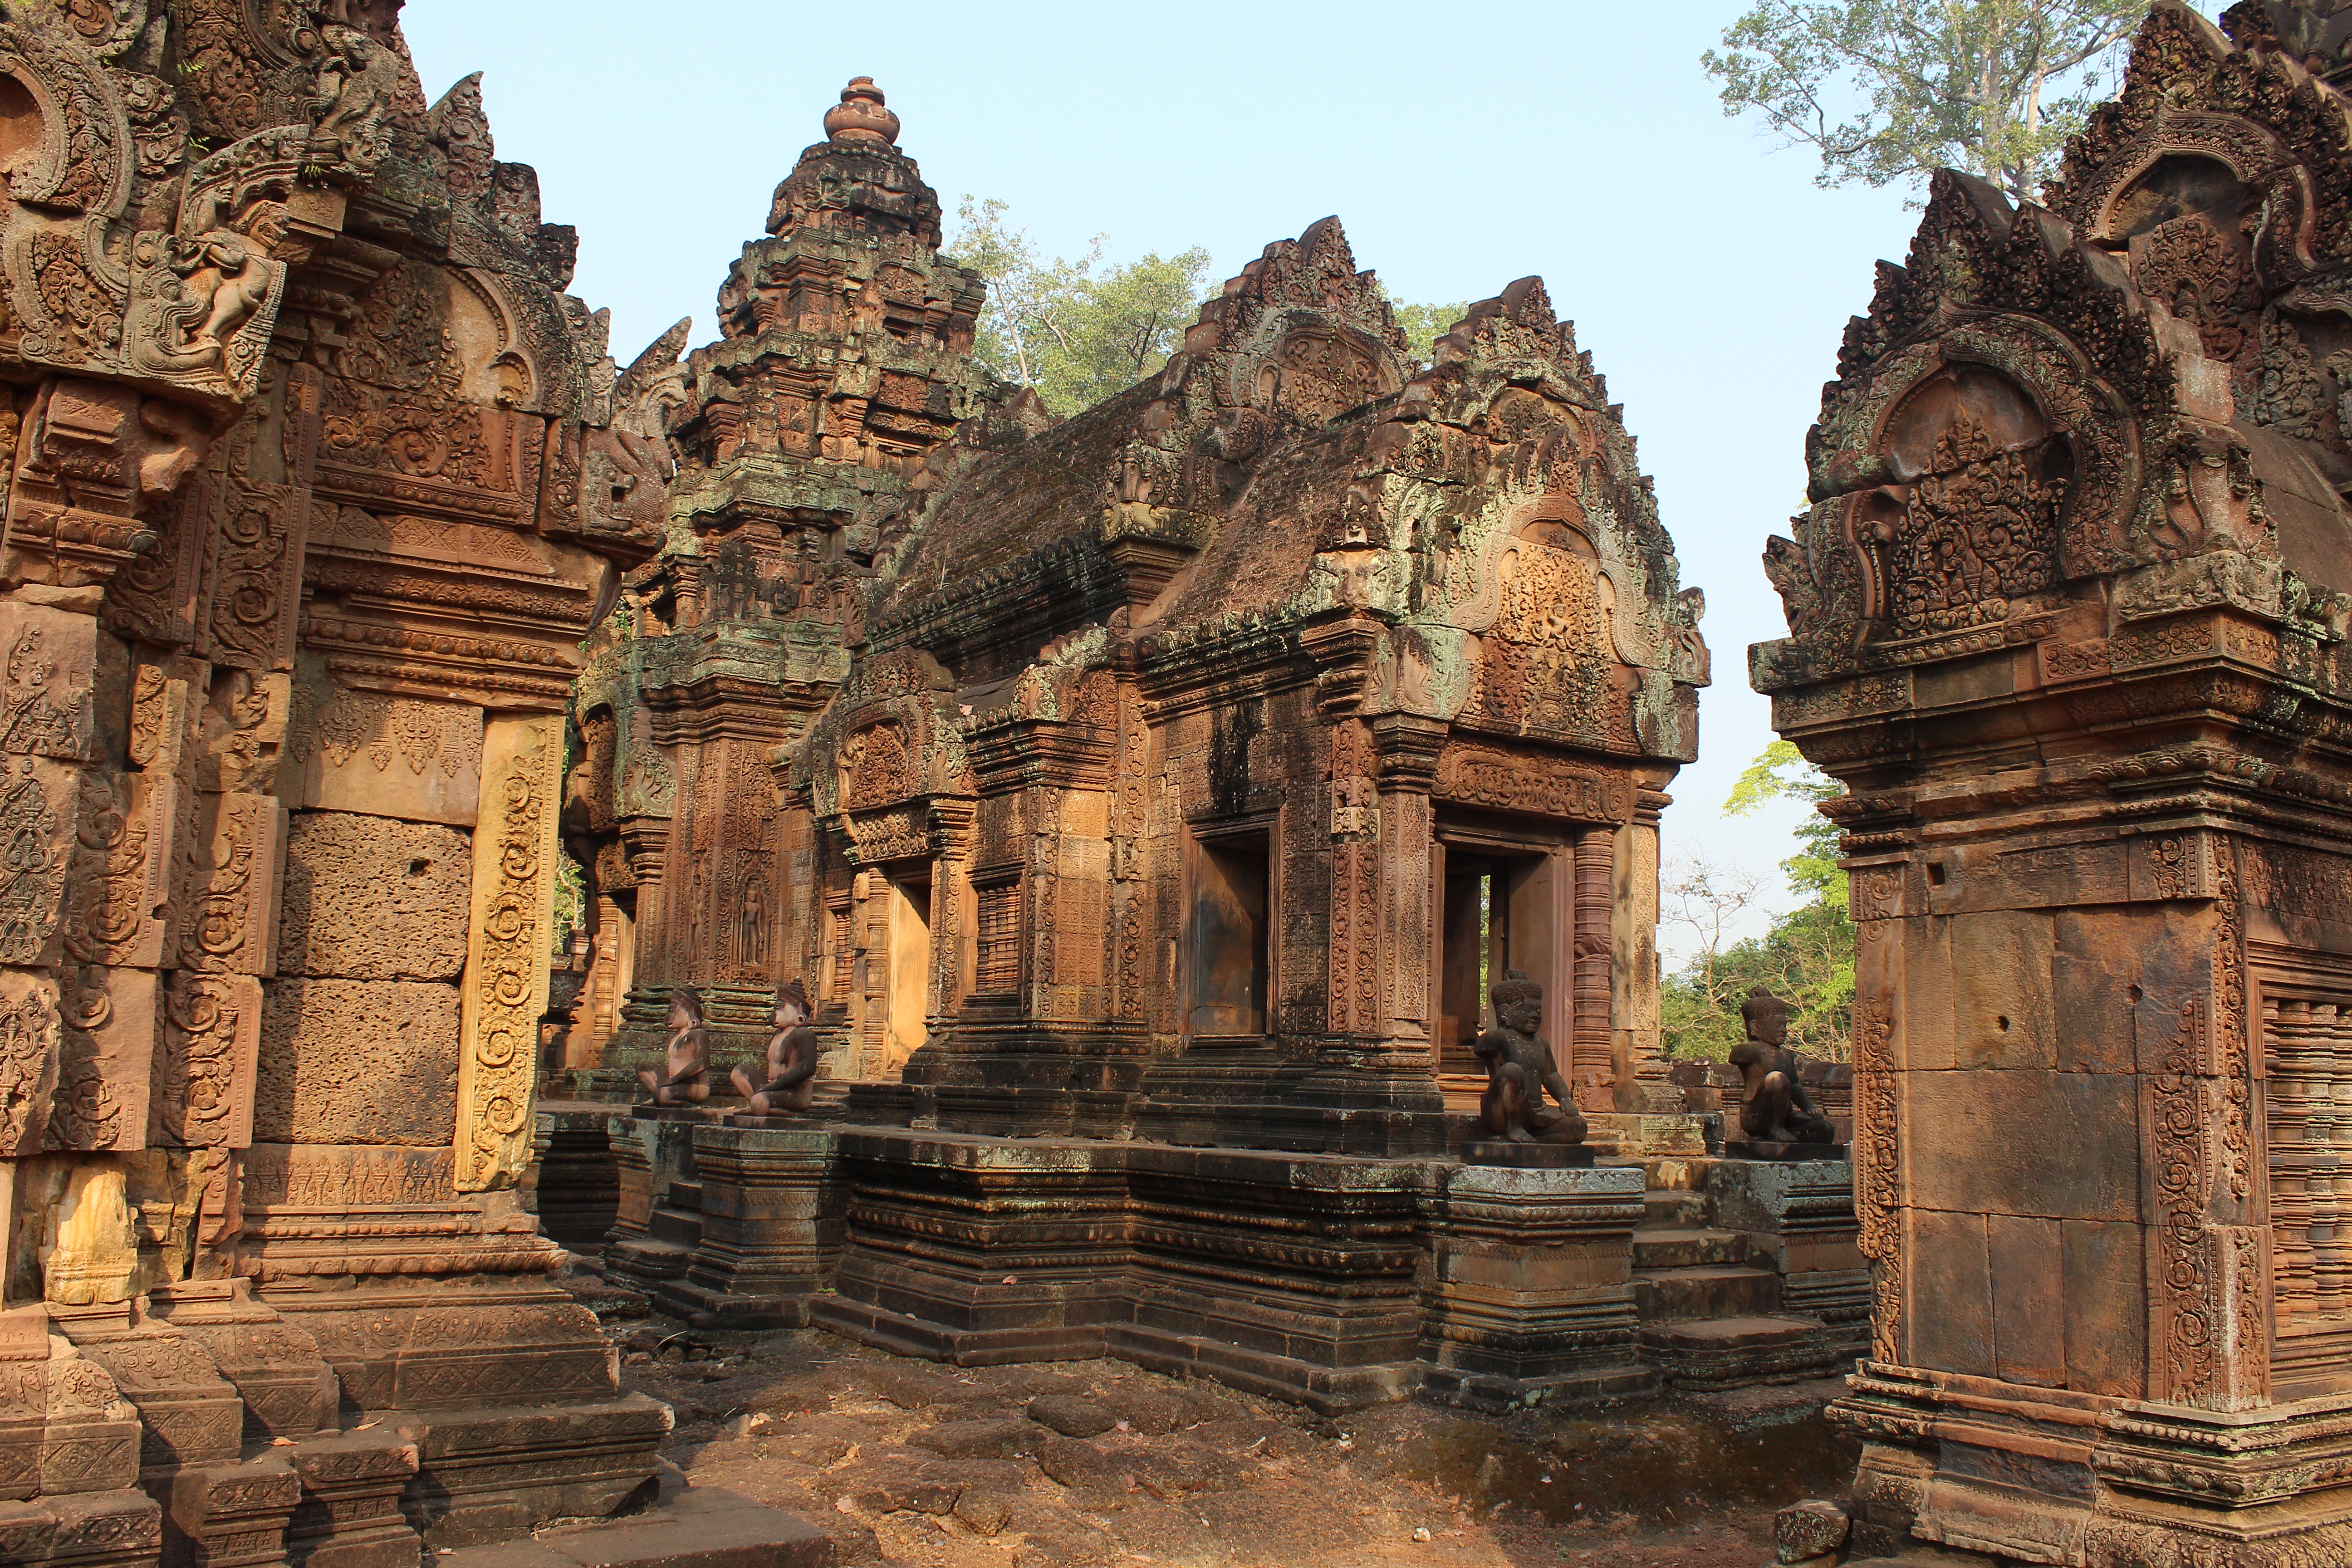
[1701,0,2152,200]
[950,200,1475,416]
[947,198,1213,418]
[1662,741,1855,1061]
[1385,295,1472,365]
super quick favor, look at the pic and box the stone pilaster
[455,718,566,1196]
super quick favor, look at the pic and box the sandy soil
[579,1275,1852,1568]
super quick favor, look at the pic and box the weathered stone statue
[638,987,712,1106]
[731,979,820,1115]
[1472,970,1587,1145]
[1728,988,1835,1147]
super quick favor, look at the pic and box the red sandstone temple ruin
[10,0,2352,1564]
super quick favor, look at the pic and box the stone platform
[564,1108,1876,1412]
[1723,1140,1847,1162]
[1458,1140,1596,1167]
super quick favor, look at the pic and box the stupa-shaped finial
[824,77,900,145]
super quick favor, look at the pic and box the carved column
[1571,827,1613,1110]
[1611,789,1671,1113]
[927,799,974,1034]
[1107,681,1150,1032]
[1324,717,1383,1044]
[1374,713,1445,1051]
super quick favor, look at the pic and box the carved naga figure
[730,978,819,1115]
[638,986,711,1106]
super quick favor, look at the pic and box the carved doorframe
[1432,815,1576,1086]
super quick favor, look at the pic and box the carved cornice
[961,715,1114,797]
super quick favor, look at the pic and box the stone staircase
[1632,1178,1859,1388]
[607,1176,707,1290]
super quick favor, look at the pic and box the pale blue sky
[398,1,2154,964]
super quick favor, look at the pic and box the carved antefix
[456,715,564,1191]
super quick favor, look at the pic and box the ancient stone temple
[0,2,681,1562]
[1755,2,2352,1560]
[559,80,1744,1407]
[565,82,1707,1131]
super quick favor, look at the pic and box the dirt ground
[567,1269,1854,1568]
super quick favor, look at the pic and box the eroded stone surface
[276,813,470,981]
[255,980,459,1145]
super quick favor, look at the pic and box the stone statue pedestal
[1420,1163,1657,1411]
[1460,1141,1595,1168]
[625,1102,717,1122]
[1723,1140,1846,1162]
[656,1121,844,1330]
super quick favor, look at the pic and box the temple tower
[565,79,1026,1086]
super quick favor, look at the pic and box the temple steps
[1625,1161,1865,1389]
[605,1237,696,1286]
[1632,1264,1782,1322]
[1637,1314,1847,1389]
[1631,1226,1748,1269]
[1642,1189,1708,1229]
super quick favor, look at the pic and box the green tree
[551,849,586,959]
[1385,295,1472,365]
[1702,0,2151,200]
[948,197,1212,417]
[1662,742,1856,1060]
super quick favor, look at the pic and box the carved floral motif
[456,719,561,1191]
[0,978,57,1154]
[156,972,257,1149]
[0,760,65,966]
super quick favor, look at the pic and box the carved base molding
[582,1119,1708,1415]
[1840,1362,2352,1567]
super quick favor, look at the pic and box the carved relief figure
[1729,988,1836,1146]
[729,979,818,1115]
[1472,970,1585,1146]
[305,24,397,170]
[128,231,277,382]
[637,986,710,1106]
